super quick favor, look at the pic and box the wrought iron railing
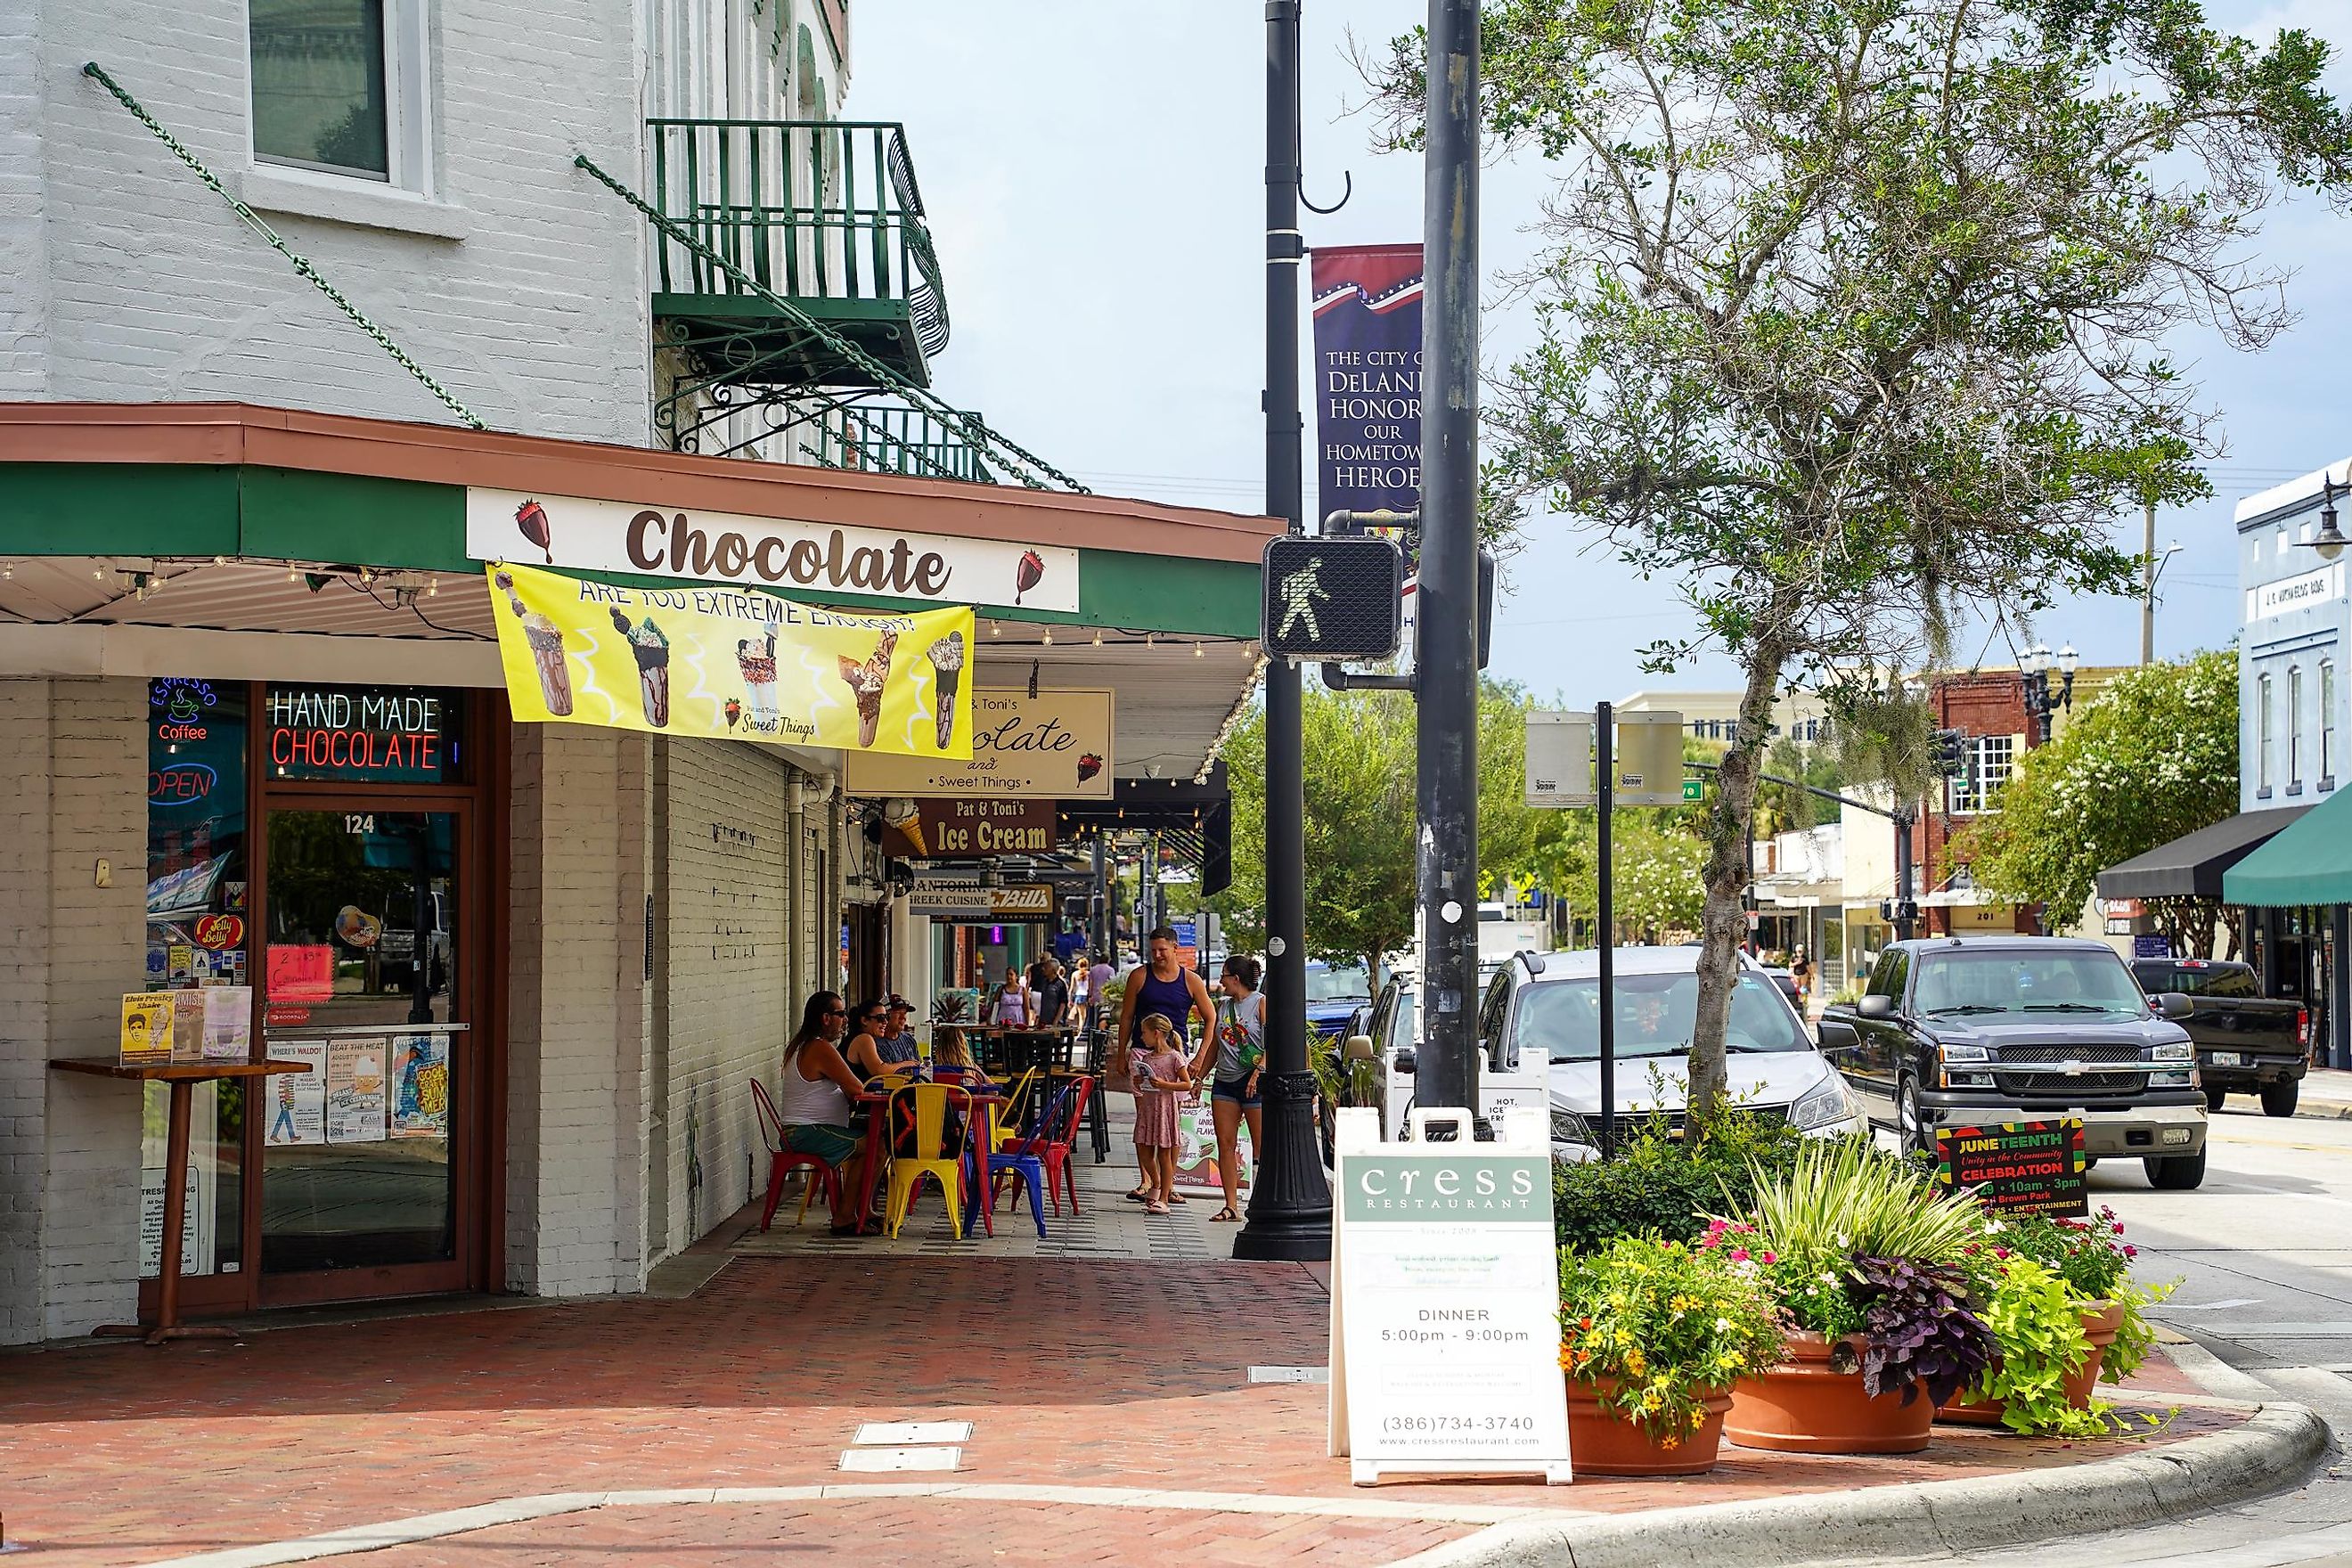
[813,400,995,484]
[647,118,949,361]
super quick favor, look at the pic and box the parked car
[1303,960,1374,1049]
[1325,948,1865,1165]
[2129,957,2307,1117]
[1821,937,2206,1188]
[1760,967,1802,1009]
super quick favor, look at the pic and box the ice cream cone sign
[880,797,926,857]
[514,500,553,564]
[837,632,898,749]
[927,631,966,751]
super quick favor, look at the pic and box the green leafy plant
[2103,1278,2177,1385]
[1993,1207,2136,1303]
[1736,1135,1988,1279]
[1852,1255,1996,1407]
[1553,1111,1808,1253]
[1972,1255,2110,1437]
[1559,1236,1788,1446]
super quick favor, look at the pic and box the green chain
[83,61,487,432]
[573,153,1090,494]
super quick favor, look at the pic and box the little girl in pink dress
[1129,1013,1194,1214]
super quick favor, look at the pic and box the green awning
[2224,789,2352,907]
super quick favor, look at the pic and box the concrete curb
[1390,1403,2332,1568]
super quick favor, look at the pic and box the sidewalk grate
[853,1421,973,1445]
[837,1446,963,1473]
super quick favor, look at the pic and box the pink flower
[2112,1223,2126,1236]
[2123,1245,2138,1259]
[1761,1252,1777,1265]
[1993,1247,2011,1260]
[1728,1247,1751,1262]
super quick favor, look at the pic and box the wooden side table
[46,1058,314,1345]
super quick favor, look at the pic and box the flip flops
[1123,1187,1151,1203]
[1146,1200,1172,1215]
[1210,1205,1240,1222]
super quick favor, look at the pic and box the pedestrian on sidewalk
[1792,947,1814,1010]
[1194,954,1265,1222]
[1117,926,1216,1203]
[988,961,1032,1028]
[1131,1013,1194,1214]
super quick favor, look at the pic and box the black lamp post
[2021,642,2078,745]
[2300,470,2350,564]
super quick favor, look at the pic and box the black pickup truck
[2128,958,2307,1117]
[1821,936,2207,1189]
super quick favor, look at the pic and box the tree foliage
[1955,649,2240,956]
[1373,0,2352,1112]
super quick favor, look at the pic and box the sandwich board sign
[1327,1105,1572,1484]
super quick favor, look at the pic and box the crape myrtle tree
[1373,0,2352,1115]
[1955,649,2241,957]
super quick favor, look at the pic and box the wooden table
[47,1058,314,1345]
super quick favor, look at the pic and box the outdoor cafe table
[848,1081,1005,1234]
[45,1057,314,1344]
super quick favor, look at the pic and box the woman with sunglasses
[841,999,907,1083]
[777,991,873,1234]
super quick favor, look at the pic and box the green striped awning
[2223,788,2352,908]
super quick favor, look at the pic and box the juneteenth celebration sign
[1935,1118,2089,1218]
[486,562,974,758]
[1311,244,1423,518]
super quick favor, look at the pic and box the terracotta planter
[1564,1376,1733,1476]
[1725,1331,1933,1454]
[1938,1301,2127,1426]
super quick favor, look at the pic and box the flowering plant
[1559,1236,1789,1445]
[1960,1207,2174,1387]
[1993,1208,2136,1301]
[1850,1255,1997,1406]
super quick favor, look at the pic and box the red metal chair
[751,1078,843,1231]
[1037,1074,1094,1216]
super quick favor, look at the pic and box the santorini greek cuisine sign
[1327,1108,1572,1485]
[466,489,1081,615]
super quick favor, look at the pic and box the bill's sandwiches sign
[465,489,1081,615]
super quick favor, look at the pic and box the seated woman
[776,990,876,1235]
[930,1026,992,1083]
[842,998,910,1083]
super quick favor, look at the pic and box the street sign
[1262,536,1405,660]
[1681,778,1704,802]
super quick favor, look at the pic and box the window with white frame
[2258,672,2274,794]
[2289,666,2306,791]
[249,0,429,188]
[2324,660,2339,785]
[1948,734,2015,815]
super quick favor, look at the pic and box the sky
[853,0,2352,700]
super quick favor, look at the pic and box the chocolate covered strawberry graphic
[1013,550,1045,606]
[1077,752,1103,785]
[723,698,743,730]
[514,500,553,564]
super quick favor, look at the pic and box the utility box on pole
[1523,711,1594,807]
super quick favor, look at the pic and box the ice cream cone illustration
[836,632,898,749]
[514,500,554,564]
[735,633,780,731]
[1014,550,1045,606]
[881,798,927,857]
[610,607,672,727]
[927,631,966,750]
[495,568,574,715]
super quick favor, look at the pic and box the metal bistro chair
[883,1081,977,1240]
[749,1078,843,1231]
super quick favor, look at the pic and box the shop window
[2289,666,2306,793]
[260,684,469,783]
[2258,672,2274,796]
[143,679,252,1279]
[249,0,429,187]
[1948,735,2014,815]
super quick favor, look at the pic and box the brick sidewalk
[0,1250,2232,1568]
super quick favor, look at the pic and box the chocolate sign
[464,487,1081,615]
[264,685,462,783]
[845,689,1114,800]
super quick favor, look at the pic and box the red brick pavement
[0,1255,2233,1568]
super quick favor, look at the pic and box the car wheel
[2261,1078,2299,1119]
[2204,1086,2228,1113]
[1896,1078,1931,1159]
[2145,1149,2207,1190]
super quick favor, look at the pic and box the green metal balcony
[813,400,996,484]
[648,118,949,388]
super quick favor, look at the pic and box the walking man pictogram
[1278,557,1328,643]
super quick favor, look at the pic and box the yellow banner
[486,562,974,757]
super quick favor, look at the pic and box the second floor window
[1948,734,2015,815]
[2324,661,2339,784]
[251,0,390,180]
[2258,672,2274,793]
[2290,666,2306,790]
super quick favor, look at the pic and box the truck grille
[1990,1042,2145,1097]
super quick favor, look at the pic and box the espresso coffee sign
[845,688,1113,799]
[465,488,1080,615]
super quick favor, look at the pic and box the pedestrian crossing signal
[1261,536,1404,660]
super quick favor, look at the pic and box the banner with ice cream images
[486,562,975,757]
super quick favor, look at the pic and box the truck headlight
[2149,1041,2193,1064]
[2149,1070,2193,1088]
[1940,1042,1990,1064]
[1550,1107,1594,1146]
[1789,1077,1855,1131]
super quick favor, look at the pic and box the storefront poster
[120,992,175,1065]
[880,798,1057,859]
[268,944,335,1004]
[388,1033,452,1139]
[139,1164,213,1278]
[486,562,974,757]
[1311,244,1423,518]
[466,487,1081,615]
[325,1037,388,1145]
[1935,1119,2089,1218]
[264,1041,329,1147]
[843,688,1113,799]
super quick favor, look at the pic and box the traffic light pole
[1237,0,1331,1261]
[1412,0,1483,1124]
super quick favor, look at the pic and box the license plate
[2210,1051,2242,1067]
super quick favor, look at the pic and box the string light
[426,576,439,597]
[1145,633,1156,648]
[1091,628,1103,647]
[1192,641,1204,658]
[1041,625,1054,646]
[989,620,1000,637]
[288,565,301,582]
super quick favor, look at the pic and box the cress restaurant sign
[464,489,1082,617]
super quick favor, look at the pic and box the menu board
[1936,1119,2089,1218]
[263,1040,328,1147]
[1327,1107,1573,1484]
[325,1037,388,1144]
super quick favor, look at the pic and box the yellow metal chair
[884,1082,976,1239]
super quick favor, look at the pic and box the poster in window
[388,1033,451,1139]
[264,1040,328,1147]
[268,943,335,1003]
[120,992,175,1065]
[325,1037,388,1144]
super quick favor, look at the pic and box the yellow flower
[1690,1409,1706,1428]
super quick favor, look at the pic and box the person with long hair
[778,991,874,1234]
[1193,954,1265,1221]
[842,997,907,1082]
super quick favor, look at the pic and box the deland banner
[485,561,974,759]
[1310,244,1423,518]
[1935,1118,2090,1218]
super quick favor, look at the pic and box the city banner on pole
[485,561,974,758]
[1311,244,1423,517]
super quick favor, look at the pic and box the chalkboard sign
[1934,1119,2088,1218]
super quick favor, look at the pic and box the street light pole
[1413,0,1483,1122]
[1237,0,1331,1261]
